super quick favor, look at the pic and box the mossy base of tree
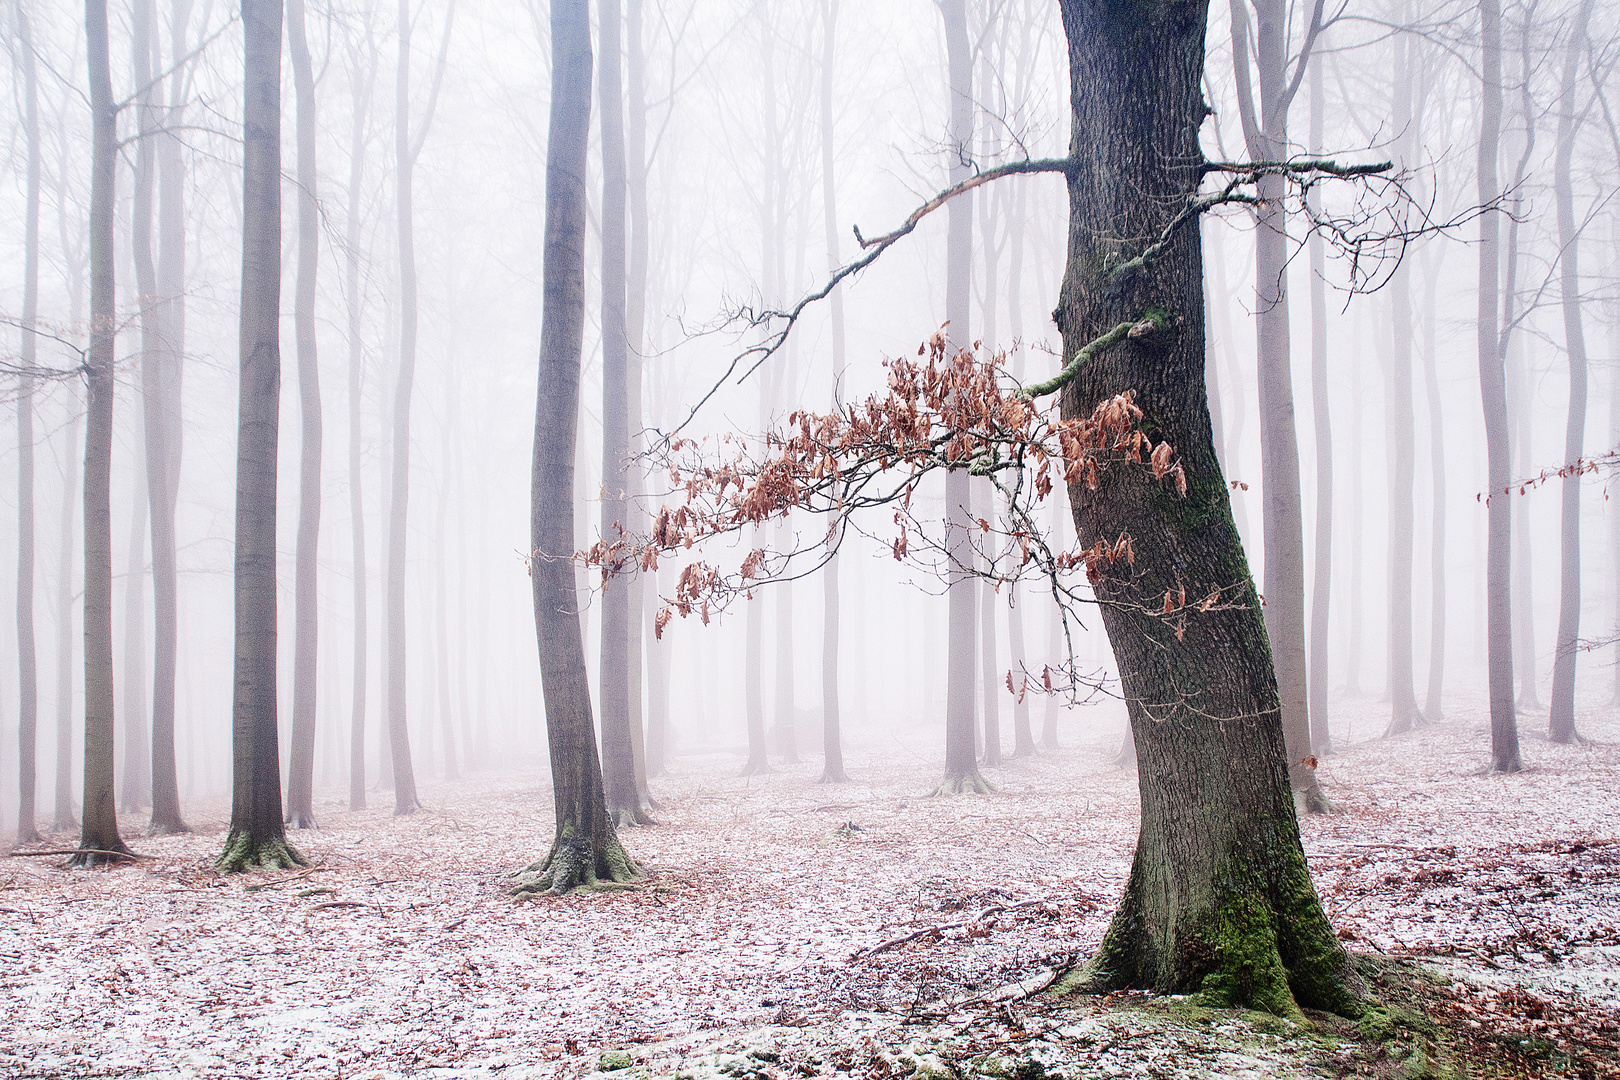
[214,831,307,873]
[145,816,192,837]
[933,770,995,796]
[510,832,640,897]
[608,802,657,829]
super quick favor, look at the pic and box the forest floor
[3,689,1620,1078]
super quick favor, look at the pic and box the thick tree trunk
[284,0,322,829]
[936,0,989,797]
[343,26,375,812]
[515,0,636,895]
[217,0,301,873]
[817,0,848,784]
[1055,0,1353,1015]
[73,0,133,867]
[1306,47,1333,756]
[14,0,42,844]
[147,0,191,836]
[1547,0,1595,746]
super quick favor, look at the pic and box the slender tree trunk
[937,0,988,796]
[435,410,457,780]
[73,0,133,867]
[119,450,150,812]
[1231,0,1329,810]
[14,0,42,844]
[1056,0,1353,1015]
[817,0,848,783]
[1547,0,1595,746]
[284,0,322,829]
[1041,479,1067,751]
[515,0,636,895]
[1306,46,1333,756]
[147,0,191,836]
[1382,36,1420,737]
[1420,256,1446,721]
[344,23,375,812]
[54,400,80,832]
[217,0,301,873]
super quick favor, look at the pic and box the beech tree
[513,0,636,896]
[217,0,302,873]
[14,0,42,846]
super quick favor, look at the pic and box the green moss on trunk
[215,830,307,873]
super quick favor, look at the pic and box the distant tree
[513,0,637,896]
[217,0,302,873]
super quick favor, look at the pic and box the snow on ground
[1,689,1617,1078]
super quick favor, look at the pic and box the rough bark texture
[218,0,302,874]
[14,0,42,844]
[1054,0,1354,1016]
[284,0,322,830]
[515,0,637,896]
[73,0,133,868]
[1546,0,1594,747]
[936,0,989,798]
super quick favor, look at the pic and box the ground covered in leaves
[2,690,1618,1078]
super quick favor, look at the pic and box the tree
[1546,0,1595,747]
[385,0,454,816]
[283,0,322,830]
[1226,0,1332,811]
[13,0,42,846]
[53,397,80,834]
[513,0,637,896]
[72,0,134,868]
[936,0,990,797]
[1305,42,1333,756]
[217,0,302,873]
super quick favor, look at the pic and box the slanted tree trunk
[1382,37,1420,737]
[514,0,636,895]
[146,0,191,836]
[1306,45,1333,756]
[54,398,80,833]
[14,0,42,845]
[817,0,848,784]
[1547,0,1595,746]
[72,0,133,868]
[343,18,376,812]
[284,0,322,829]
[1229,0,1330,811]
[217,0,302,873]
[936,0,989,797]
[1055,0,1354,1016]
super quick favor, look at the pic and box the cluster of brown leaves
[588,330,1186,640]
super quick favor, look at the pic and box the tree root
[146,817,192,837]
[933,771,995,796]
[509,834,640,898]
[284,811,319,831]
[214,832,308,874]
[1302,785,1341,815]
[609,804,658,829]
[818,767,850,784]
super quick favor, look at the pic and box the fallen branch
[851,898,1054,961]
[8,848,148,861]
[309,900,372,912]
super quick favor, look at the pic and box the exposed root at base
[933,772,995,796]
[509,834,640,898]
[214,832,308,873]
[609,804,658,829]
[284,812,319,830]
[818,768,850,784]
[1301,785,1340,815]
[738,761,773,777]
[145,819,192,837]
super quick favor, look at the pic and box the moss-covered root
[933,771,996,796]
[509,834,640,898]
[214,831,308,873]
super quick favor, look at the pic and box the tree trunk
[119,450,150,812]
[1547,0,1595,746]
[817,0,848,784]
[54,398,80,833]
[1041,480,1067,751]
[936,0,989,797]
[1231,0,1328,811]
[73,0,133,867]
[147,0,191,836]
[1306,46,1333,756]
[284,0,322,829]
[343,21,375,812]
[515,0,636,895]
[435,364,458,781]
[14,0,41,844]
[1055,0,1354,1016]
[1420,256,1446,722]
[1382,36,1420,737]
[217,0,301,873]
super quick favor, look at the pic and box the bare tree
[1305,41,1333,755]
[217,0,301,873]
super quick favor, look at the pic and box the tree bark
[284,0,322,829]
[217,0,301,873]
[1306,45,1333,756]
[54,399,80,833]
[1420,255,1446,722]
[516,0,637,895]
[937,0,989,797]
[1055,0,1354,1016]
[73,0,133,867]
[119,449,150,812]
[1547,0,1596,746]
[14,0,42,844]
[625,0,655,801]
